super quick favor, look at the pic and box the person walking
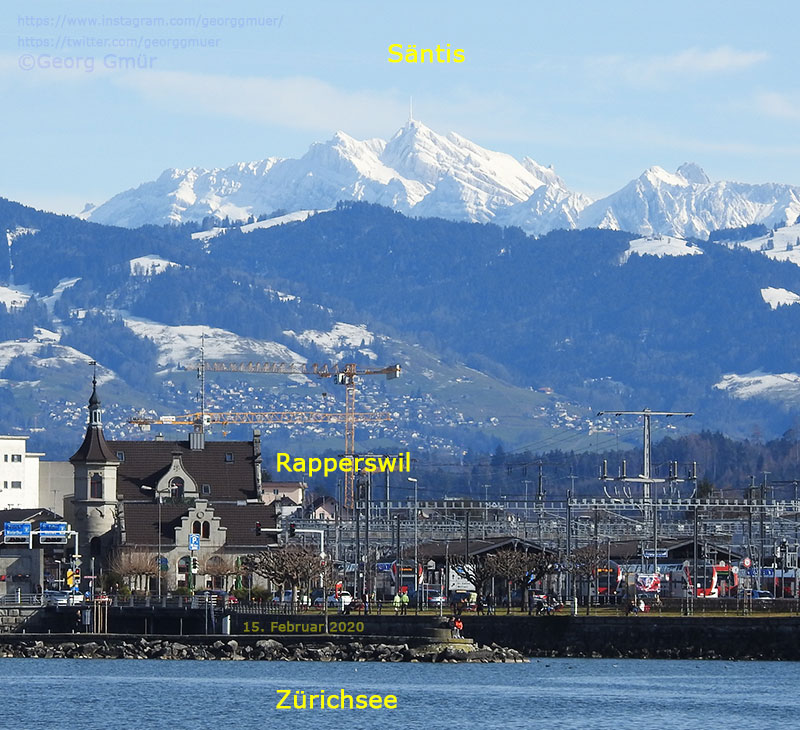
[393,593,402,615]
[400,591,409,616]
[453,616,463,639]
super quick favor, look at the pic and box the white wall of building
[38,461,74,521]
[0,436,40,510]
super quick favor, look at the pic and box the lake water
[0,657,791,730]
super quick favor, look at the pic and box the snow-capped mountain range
[83,120,800,239]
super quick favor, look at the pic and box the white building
[0,436,42,510]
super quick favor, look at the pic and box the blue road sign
[188,533,200,551]
[4,522,31,544]
[39,521,68,544]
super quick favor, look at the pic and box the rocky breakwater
[0,638,527,663]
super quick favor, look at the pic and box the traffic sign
[188,533,200,551]
[39,521,68,544]
[742,557,752,568]
[4,522,31,544]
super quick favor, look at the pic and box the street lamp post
[408,478,418,612]
[141,485,170,599]
[157,492,162,600]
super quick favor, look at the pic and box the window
[201,521,210,539]
[192,520,201,535]
[169,477,184,498]
[3,454,7,462]
[90,474,103,499]
[116,451,125,462]
[11,454,21,463]
[177,556,190,575]
[202,484,211,495]
[225,452,234,463]
[11,481,22,489]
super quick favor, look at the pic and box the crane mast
[201,360,400,508]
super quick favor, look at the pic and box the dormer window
[225,452,234,463]
[116,451,125,461]
[202,484,211,495]
[169,477,185,498]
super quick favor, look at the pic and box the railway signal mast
[597,409,694,575]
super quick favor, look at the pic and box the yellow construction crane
[201,361,401,508]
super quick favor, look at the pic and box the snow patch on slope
[722,223,800,267]
[715,371,800,403]
[123,317,306,369]
[620,235,703,263]
[0,285,31,308]
[41,277,81,311]
[284,322,376,360]
[761,286,800,309]
[129,255,181,276]
[0,337,98,372]
[191,210,321,243]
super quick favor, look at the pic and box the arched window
[169,477,184,498]
[90,536,102,557]
[201,520,210,539]
[90,474,103,499]
[177,556,190,575]
[192,520,201,535]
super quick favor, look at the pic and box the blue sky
[2,0,800,214]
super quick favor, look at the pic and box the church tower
[70,375,119,572]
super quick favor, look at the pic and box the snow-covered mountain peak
[641,165,690,188]
[84,120,800,239]
[86,119,569,229]
[676,162,710,185]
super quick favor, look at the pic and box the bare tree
[451,553,494,609]
[485,549,526,613]
[203,554,242,591]
[485,548,558,612]
[242,545,326,603]
[110,550,158,593]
